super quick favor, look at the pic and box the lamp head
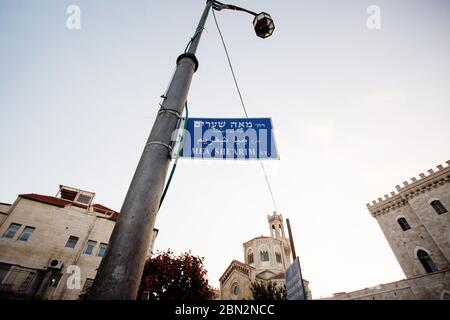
[253,12,275,39]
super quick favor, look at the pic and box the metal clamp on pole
[176,52,199,72]
[158,107,184,157]
[157,108,182,119]
[146,141,173,155]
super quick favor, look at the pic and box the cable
[260,161,279,213]
[212,10,249,118]
[184,28,205,53]
[212,9,279,213]
[159,101,188,209]
[160,35,196,209]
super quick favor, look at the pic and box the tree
[138,249,215,300]
[249,280,287,300]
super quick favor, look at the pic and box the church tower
[219,212,312,300]
[267,212,292,266]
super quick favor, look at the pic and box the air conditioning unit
[48,258,64,270]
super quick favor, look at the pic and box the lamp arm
[212,0,257,16]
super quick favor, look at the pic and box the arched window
[397,218,411,231]
[260,248,269,262]
[248,251,254,264]
[417,250,438,273]
[430,200,448,215]
[232,283,240,297]
[272,225,275,230]
[275,252,282,263]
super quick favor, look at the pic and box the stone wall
[220,261,254,300]
[367,161,450,277]
[243,237,287,274]
[327,269,450,300]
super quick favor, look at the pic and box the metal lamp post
[88,0,274,300]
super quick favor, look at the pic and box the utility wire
[260,161,279,213]
[212,9,279,213]
[212,10,249,118]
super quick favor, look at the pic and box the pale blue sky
[1,0,449,298]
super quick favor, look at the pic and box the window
[84,240,97,255]
[417,250,438,273]
[0,263,11,284]
[59,188,93,205]
[248,252,254,264]
[22,272,35,293]
[76,193,92,205]
[431,200,447,215]
[60,188,78,201]
[97,243,108,257]
[2,223,21,239]
[65,236,79,248]
[18,226,35,241]
[81,278,94,295]
[232,284,240,296]
[275,252,282,263]
[397,218,411,231]
[260,249,269,262]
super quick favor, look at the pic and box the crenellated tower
[366,160,450,278]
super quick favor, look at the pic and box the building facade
[0,203,11,225]
[328,160,450,300]
[219,212,311,300]
[0,185,158,300]
[326,270,450,300]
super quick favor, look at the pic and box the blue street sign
[179,117,279,160]
[285,257,306,300]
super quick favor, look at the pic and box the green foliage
[249,280,287,300]
[138,249,215,300]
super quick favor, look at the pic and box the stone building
[327,160,450,300]
[0,203,11,225]
[0,185,158,300]
[219,212,311,300]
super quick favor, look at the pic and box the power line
[212,9,249,118]
[212,9,279,213]
[260,161,279,213]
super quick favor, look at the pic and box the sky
[1,0,449,298]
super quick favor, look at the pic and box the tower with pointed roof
[219,213,310,300]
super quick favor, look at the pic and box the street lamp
[253,13,275,39]
[213,1,275,39]
[88,0,275,300]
